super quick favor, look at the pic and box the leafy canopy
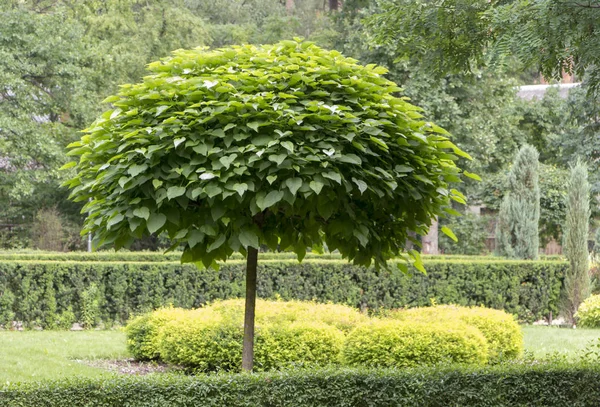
[64,40,468,269]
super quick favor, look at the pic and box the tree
[367,0,600,92]
[495,145,540,259]
[64,40,468,370]
[563,160,591,324]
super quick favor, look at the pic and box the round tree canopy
[64,39,469,269]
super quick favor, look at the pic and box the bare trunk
[242,247,258,371]
[329,0,339,10]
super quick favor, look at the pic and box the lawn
[1,326,600,383]
[0,331,128,383]
[522,325,600,358]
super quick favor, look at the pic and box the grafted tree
[563,160,591,324]
[496,145,540,259]
[64,40,468,370]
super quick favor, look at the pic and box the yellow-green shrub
[343,319,489,368]
[150,299,350,372]
[124,307,192,360]
[575,295,600,327]
[209,298,367,332]
[386,305,523,361]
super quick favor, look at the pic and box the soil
[77,358,178,375]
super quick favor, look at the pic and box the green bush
[3,364,600,407]
[575,294,600,327]
[124,307,192,360]
[0,258,567,327]
[343,319,489,368]
[153,300,349,372]
[386,305,523,361]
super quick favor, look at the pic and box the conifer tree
[563,160,591,324]
[495,145,540,259]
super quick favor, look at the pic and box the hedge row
[1,365,599,407]
[0,259,566,327]
[0,251,565,262]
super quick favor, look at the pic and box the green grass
[522,325,600,358]
[1,326,600,383]
[0,331,128,383]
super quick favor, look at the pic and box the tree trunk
[242,246,258,371]
[329,0,339,10]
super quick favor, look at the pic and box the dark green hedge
[1,365,599,406]
[0,259,566,327]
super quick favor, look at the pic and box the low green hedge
[1,365,599,406]
[0,259,566,327]
[0,251,565,262]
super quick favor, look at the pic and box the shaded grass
[522,325,600,358]
[0,331,128,383]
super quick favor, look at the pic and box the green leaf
[323,171,342,184]
[268,154,287,166]
[247,122,260,132]
[133,207,150,220]
[309,180,324,195]
[128,164,148,177]
[147,213,167,234]
[257,190,284,210]
[441,226,458,242]
[188,230,204,248]
[281,141,294,153]
[239,229,260,249]
[174,137,186,148]
[167,186,186,200]
[59,161,77,170]
[107,213,124,229]
[464,171,482,181]
[338,154,362,165]
[352,178,368,194]
[285,177,303,195]
[207,234,226,253]
[232,183,248,197]
[267,175,277,185]
[395,165,413,173]
[152,179,163,189]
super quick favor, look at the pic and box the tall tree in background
[563,160,591,324]
[496,145,540,259]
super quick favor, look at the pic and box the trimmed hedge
[343,319,489,367]
[576,294,600,328]
[387,305,523,361]
[0,259,566,327]
[2,365,600,406]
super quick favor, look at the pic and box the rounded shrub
[343,319,489,368]
[575,294,600,327]
[124,306,193,360]
[149,299,351,372]
[387,305,523,361]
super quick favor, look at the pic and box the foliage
[125,306,191,360]
[495,145,540,259]
[63,40,468,270]
[344,319,489,367]
[5,363,600,406]
[30,208,64,252]
[153,300,351,372]
[575,295,600,329]
[367,0,600,93]
[0,258,567,327]
[386,305,523,362]
[562,160,592,323]
[478,164,568,245]
[80,283,101,329]
[439,213,490,255]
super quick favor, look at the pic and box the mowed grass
[0,330,128,383]
[522,325,600,358]
[1,326,600,383]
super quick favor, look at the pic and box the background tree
[563,160,591,324]
[495,145,540,259]
[64,41,468,370]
